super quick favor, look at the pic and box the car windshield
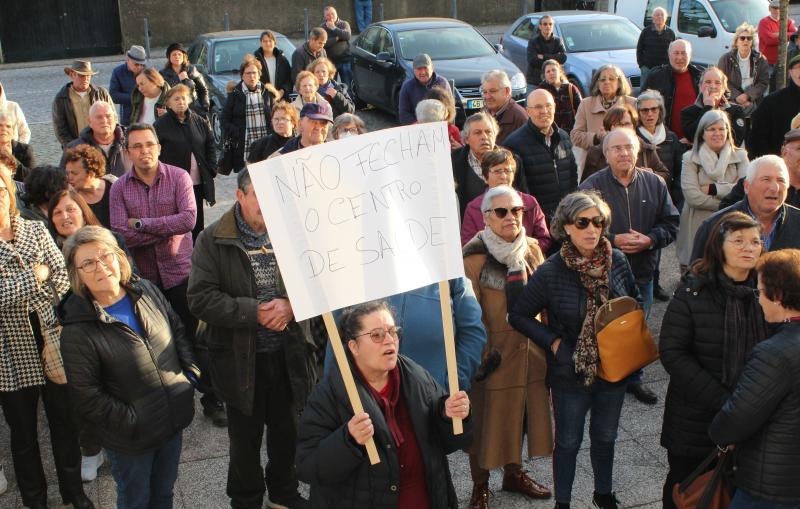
[396,27,495,60]
[710,0,767,33]
[212,37,295,74]
[559,19,640,52]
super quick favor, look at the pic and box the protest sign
[249,121,465,321]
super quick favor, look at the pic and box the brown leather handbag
[673,449,733,509]
[594,296,659,382]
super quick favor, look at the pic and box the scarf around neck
[357,364,405,447]
[561,237,613,386]
[697,142,734,183]
[638,124,666,146]
[480,225,532,307]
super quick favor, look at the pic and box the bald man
[503,89,578,224]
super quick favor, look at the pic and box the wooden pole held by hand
[322,312,381,465]
[438,280,463,435]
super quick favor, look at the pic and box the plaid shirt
[110,162,196,289]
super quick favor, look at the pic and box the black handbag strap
[677,449,719,493]
[677,450,730,509]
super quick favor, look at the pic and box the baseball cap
[300,102,333,122]
[413,53,432,69]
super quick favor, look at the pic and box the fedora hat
[64,60,98,76]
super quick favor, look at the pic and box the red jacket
[758,15,797,64]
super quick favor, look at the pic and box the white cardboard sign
[248,121,465,321]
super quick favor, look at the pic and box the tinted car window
[644,0,675,26]
[678,0,713,35]
[376,28,395,56]
[356,27,381,54]
[559,19,640,52]
[396,27,495,60]
[512,18,539,40]
[709,0,767,33]
[211,36,295,74]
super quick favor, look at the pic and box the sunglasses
[739,36,753,41]
[487,206,525,218]
[573,216,606,229]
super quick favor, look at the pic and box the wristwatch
[133,219,143,230]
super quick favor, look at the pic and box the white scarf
[697,142,734,182]
[638,124,666,146]
[480,225,529,272]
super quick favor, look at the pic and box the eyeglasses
[599,76,619,82]
[638,106,660,114]
[573,216,606,229]
[481,87,503,95]
[738,36,753,41]
[487,206,525,218]
[339,127,360,135]
[76,252,116,273]
[527,103,555,111]
[354,326,402,343]
[489,167,514,175]
[614,121,634,128]
[128,141,158,151]
[725,238,763,250]
[272,116,292,124]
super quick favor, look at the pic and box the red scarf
[357,365,405,447]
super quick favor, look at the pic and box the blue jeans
[639,66,651,87]
[336,61,353,90]
[551,384,627,503]
[105,432,182,509]
[730,489,800,509]
[636,278,654,320]
[354,0,373,32]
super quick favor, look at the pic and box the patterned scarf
[560,237,613,386]
[243,82,270,163]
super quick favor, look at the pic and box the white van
[615,0,769,67]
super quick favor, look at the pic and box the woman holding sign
[296,300,472,508]
[463,185,553,507]
[509,191,640,509]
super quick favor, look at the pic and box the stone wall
[118,0,573,48]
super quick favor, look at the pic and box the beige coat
[463,236,552,469]
[570,95,637,150]
[676,146,748,265]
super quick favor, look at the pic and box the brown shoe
[502,470,552,499]
[469,482,489,509]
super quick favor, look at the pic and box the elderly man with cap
[52,60,112,148]
[758,0,798,91]
[398,53,450,125]
[110,45,147,126]
[270,102,333,157]
[749,54,800,158]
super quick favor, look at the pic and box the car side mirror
[376,51,393,63]
[698,26,716,38]
[494,43,504,52]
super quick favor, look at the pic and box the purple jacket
[461,191,551,253]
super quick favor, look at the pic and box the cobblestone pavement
[0,22,707,509]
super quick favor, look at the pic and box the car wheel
[351,81,368,110]
[210,107,223,149]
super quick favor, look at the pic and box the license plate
[466,99,484,110]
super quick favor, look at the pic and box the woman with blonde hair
[291,70,325,114]
[130,67,170,126]
[717,23,769,116]
[308,57,354,117]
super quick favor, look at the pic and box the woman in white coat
[677,110,748,268]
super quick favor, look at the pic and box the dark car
[500,11,642,96]
[351,18,527,122]
[187,30,296,146]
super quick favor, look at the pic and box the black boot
[627,383,658,405]
[654,284,670,301]
[555,503,571,509]
[63,491,95,509]
[201,394,228,427]
[592,492,620,509]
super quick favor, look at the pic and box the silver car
[500,11,643,96]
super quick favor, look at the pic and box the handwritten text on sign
[249,122,464,321]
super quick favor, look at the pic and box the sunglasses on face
[739,36,753,41]
[487,206,525,219]
[573,216,606,229]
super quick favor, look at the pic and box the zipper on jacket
[625,186,632,231]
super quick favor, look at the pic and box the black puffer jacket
[660,272,764,458]
[161,64,210,113]
[525,35,566,84]
[247,133,291,163]
[254,47,293,100]
[747,78,800,158]
[641,64,703,127]
[154,109,217,204]
[59,278,198,455]
[296,355,472,508]
[709,321,800,504]
[508,248,639,389]
[502,121,577,222]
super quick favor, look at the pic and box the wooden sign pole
[322,312,381,465]
[438,280,463,435]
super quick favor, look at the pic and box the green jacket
[129,83,170,126]
[187,206,321,415]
